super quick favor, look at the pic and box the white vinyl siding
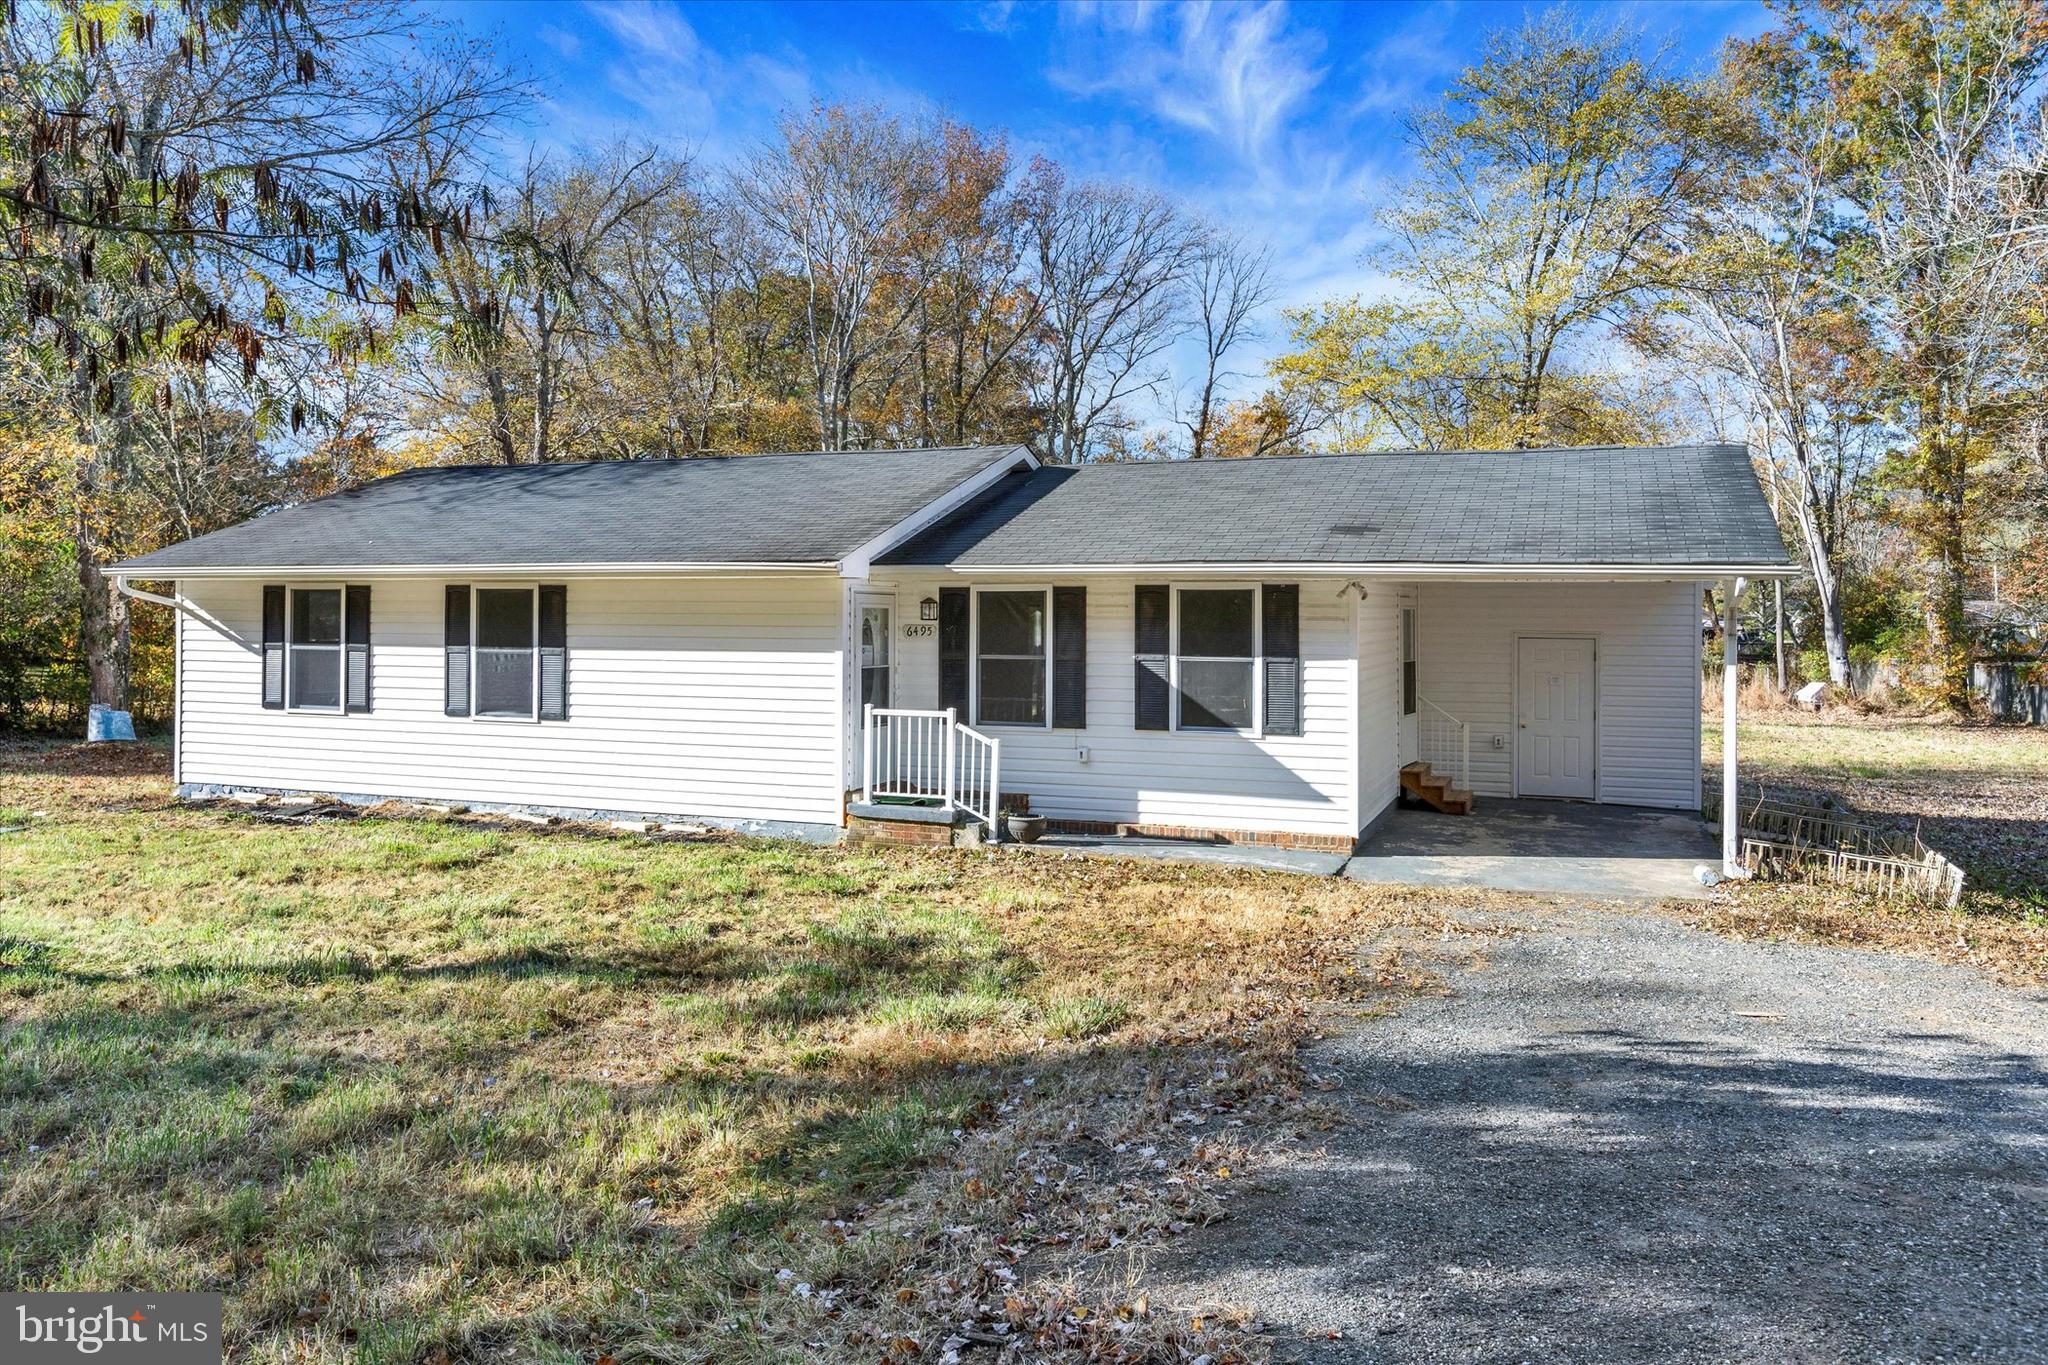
[175,575,845,827]
[1415,580,1702,809]
[1355,585,1404,833]
[875,573,1359,839]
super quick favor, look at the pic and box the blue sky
[439,0,1774,400]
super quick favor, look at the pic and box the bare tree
[739,106,942,450]
[906,122,1043,448]
[1179,231,1273,458]
[417,147,675,463]
[1658,41,1869,686]
[1025,167,1199,463]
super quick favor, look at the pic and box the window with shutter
[975,589,1050,726]
[475,587,536,718]
[287,587,344,711]
[1175,588,1257,730]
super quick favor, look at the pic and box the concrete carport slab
[1345,798,1720,900]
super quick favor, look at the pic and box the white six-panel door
[1515,636,1596,799]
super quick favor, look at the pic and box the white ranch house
[113,443,1794,872]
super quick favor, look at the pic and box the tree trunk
[1918,411,1974,715]
[75,516,131,713]
[483,364,517,464]
[1814,565,1850,689]
[530,295,554,463]
[1923,524,1973,714]
[1773,578,1786,693]
[1783,449,1850,689]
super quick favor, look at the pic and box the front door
[858,597,893,709]
[1516,636,1596,800]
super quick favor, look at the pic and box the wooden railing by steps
[1400,760,1472,815]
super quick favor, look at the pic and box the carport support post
[1721,577,1746,878]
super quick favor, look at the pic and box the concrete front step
[846,800,992,848]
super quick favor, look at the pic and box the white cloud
[957,0,1020,35]
[1339,2,1465,118]
[584,1,719,136]
[577,2,954,160]
[537,23,582,59]
[1049,1,1327,165]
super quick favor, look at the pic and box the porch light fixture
[919,596,939,622]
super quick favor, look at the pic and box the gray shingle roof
[881,444,1793,569]
[115,445,1029,572]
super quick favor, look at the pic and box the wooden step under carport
[1400,761,1473,815]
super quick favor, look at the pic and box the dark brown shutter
[938,587,969,715]
[1261,584,1302,736]
[344,585,371,713]
[538,584,567,721]
[444,586,471,717]
[1133,584,1170,731]
[260,585,285,709]
[1053,586,1086,729]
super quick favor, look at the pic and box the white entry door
[1516,636,1596,800]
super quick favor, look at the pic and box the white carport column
[1721,576,1747,878]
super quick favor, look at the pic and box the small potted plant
[1004,799,1045,844]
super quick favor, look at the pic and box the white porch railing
[952,721,1000,837]
[861,705,1001,840]
[1415,694,1471,793]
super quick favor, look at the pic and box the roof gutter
[879,561,1804,581]
[111,562,841,581]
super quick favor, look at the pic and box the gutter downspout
[1721,577,1750,880]
[114,577,181,611]
[115,574,244,652]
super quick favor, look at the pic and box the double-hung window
[287,587,344,711]
[975,589,1049,727]
[474,587,538,719]
[1174,587,1258,731]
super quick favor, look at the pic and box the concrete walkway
[1015,832,1352,877]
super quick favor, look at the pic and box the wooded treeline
[3,0,2045,724]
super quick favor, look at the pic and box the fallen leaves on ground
[1682,882,2048,989]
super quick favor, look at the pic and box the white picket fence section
[1415,694,1471,792]
[861,705,1001,839]
[1704,780,1966,907]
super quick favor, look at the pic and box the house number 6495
[902,624,935,639]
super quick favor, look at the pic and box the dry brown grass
[1688,713,2048,986]
[0,738,1526,1364]
[1680,883,2048,989]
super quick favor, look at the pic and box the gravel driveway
[1150,906,2048,1363]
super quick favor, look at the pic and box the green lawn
[0,740,1464,1364]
